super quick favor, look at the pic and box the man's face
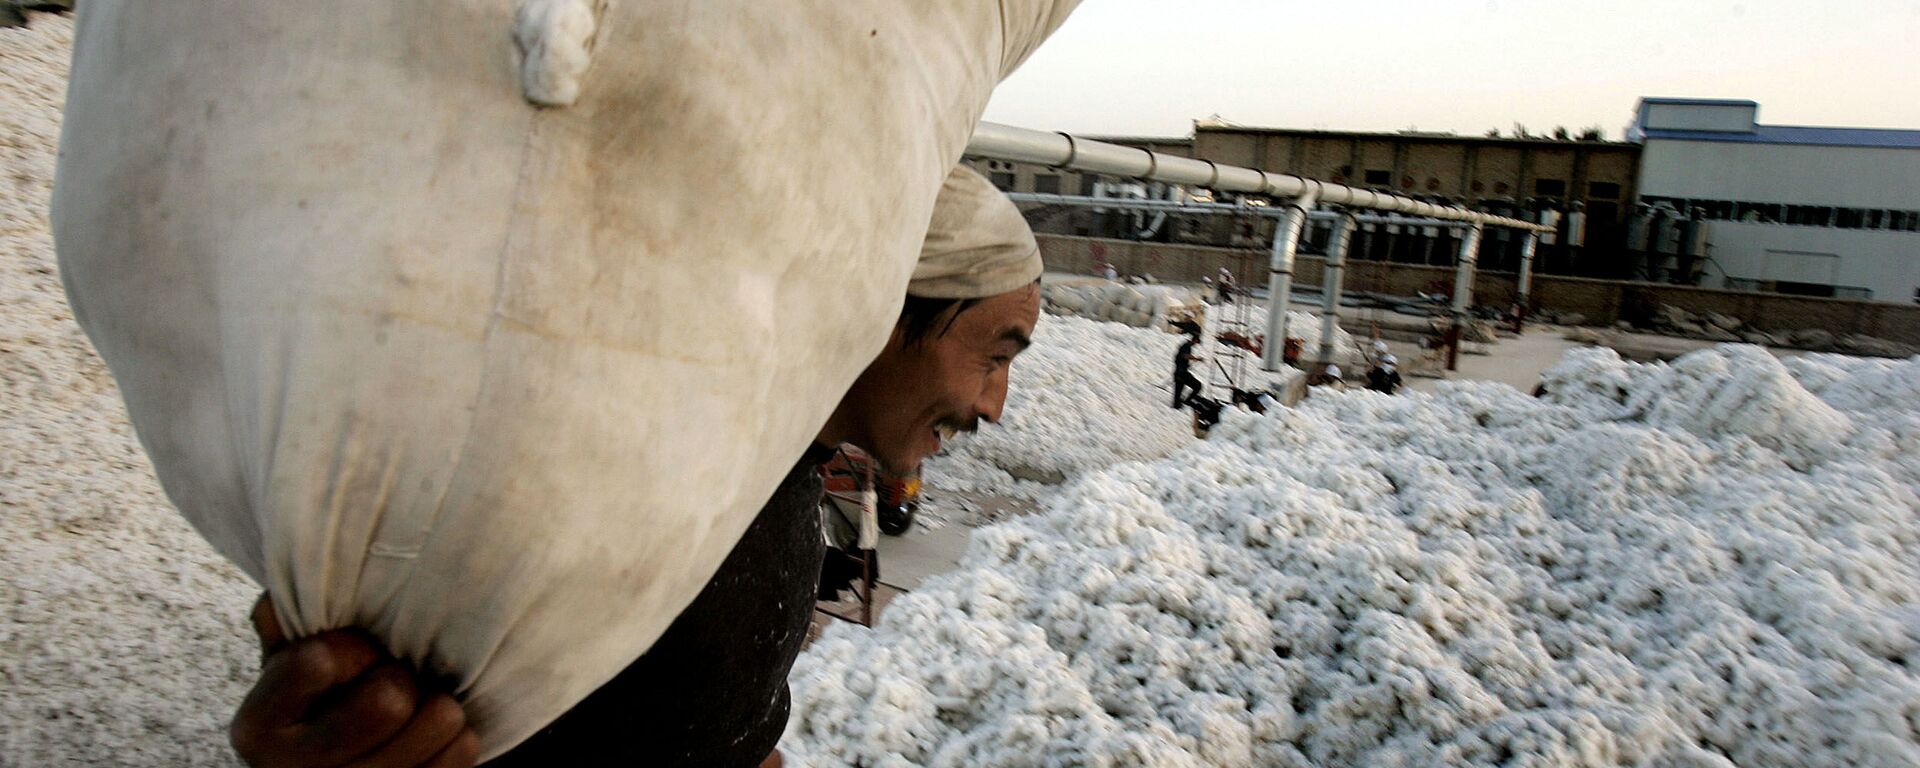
[840,284,1041,474]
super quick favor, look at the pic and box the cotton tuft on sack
[52,0,1077,758]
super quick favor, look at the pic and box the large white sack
[52,0,1077,757]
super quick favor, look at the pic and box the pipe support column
[1262,190,1318,370]
[1317,214,1356,366]
[1447,224,1484,372]
[1515,232,1539,332]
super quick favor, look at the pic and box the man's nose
[975,370,1009,424]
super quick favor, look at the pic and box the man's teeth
[936,425,957,440]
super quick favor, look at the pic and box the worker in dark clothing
[1366,354,1403,394]
[1172,332,1204,408]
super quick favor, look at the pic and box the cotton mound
[2,14,260,764]
[785,346,1920,767]
[924,314,1303,503]
[1042,281,1208,330]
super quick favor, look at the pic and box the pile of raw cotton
[1042,281,1208,330]
[1,13,263,766]
[924,313,1303,503]
[785,345,1920,767]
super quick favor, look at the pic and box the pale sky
[983,0,1920,139]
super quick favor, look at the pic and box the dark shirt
[1367,367,1403,394]
[1174,338,1197,372]
[488,444,833,767]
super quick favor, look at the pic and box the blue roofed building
[1628,98,1920,303]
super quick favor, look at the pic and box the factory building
[1627,98,1920,304]
[969,125,1640,279]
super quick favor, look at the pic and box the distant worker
[1310,364,1344,389]
[1369,339,1390,367]
[1171,326,1204,408]
[1216,267,1237,303]
[1367,354,1403,394]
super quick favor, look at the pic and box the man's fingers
[233,631,385,754]
[341,693,469,768]
[294,660,420,759]
[420,729,481,768]
[250,593,288,657]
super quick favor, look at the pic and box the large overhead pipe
[1003,193,1477,232]
[967,122,1551,232]
[1446,225,1484,371]
[1514,233,1539,333]
[1262,191,1318,370]
[1318,214,1356,367]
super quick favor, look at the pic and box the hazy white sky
[982,0,1920,139]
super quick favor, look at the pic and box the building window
[1364,169,1391,186]
[1493,182,1511,195]
[1534,179,1568,196]
[1836,208,1865,229]
[1426,177,1442,191]
[1471,181,1486,193]
[1588,181,1622,199]
[1079,174,1099,195]
[1775,280,1836,298]
[988,172,1016,191]
[1033,174,1062,195]
[1785,205,1836,227]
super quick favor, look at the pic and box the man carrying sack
[56,0,1077,762]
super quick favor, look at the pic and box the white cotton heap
[1539,345,1855,470]
[785,347,1920,767]
[1042,282,1207,330]
[923,314,1303,509]
[51,0,1080,757]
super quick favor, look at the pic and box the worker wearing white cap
[229,166,1045,767]
[1311,364,1345,389]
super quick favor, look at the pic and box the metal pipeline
[968,122,1552,232]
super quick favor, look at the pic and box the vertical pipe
[1515,233,1539,333]
[1447,225,1484,371]
[1317,214,1355,366]
[1261,191,1318,370]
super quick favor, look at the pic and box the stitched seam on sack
[386,110,545,632]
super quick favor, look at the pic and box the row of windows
[1354,170,1621,200]
[1724,277,1876,301]
[1642,196,1920,232]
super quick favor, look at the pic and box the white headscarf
[908,166,1043,299]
